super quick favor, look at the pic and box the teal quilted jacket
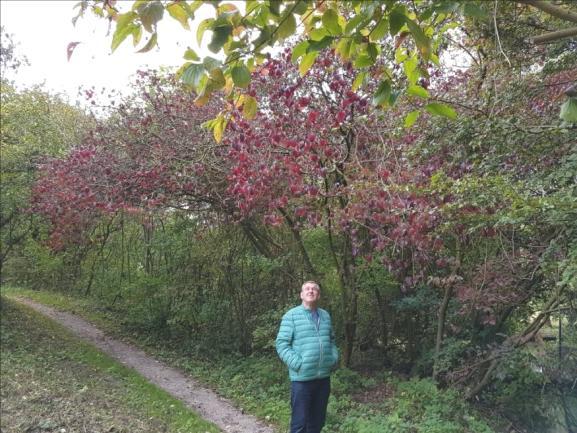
[276,305,339,381]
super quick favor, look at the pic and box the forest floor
[5,296,276,433]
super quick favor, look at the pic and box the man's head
[300,280,320,309]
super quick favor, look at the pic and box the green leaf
[560,97,577,123]
[404,110,420,127]
[407,84,429,98]
[183,47,200,61]
[246,0,259,15]
[463,2,488,19]
[373,80,391,106]
[252,5,270,27]
[406,19,431,59]
[208,68,226,90]
[395,47,408,63]
[190,0,203,13]
[116,11,138,30]
[132,0,147,11]
[299,51,318,76]
[243,95,258,119]
[403,55,419,84]
[322,9,342,36]
[166,2,190,30]
[269,1,281,16]
[345,14,365,35]
[367,42,379,60]
[178,62,205,88]
[335,38,353,60]
[352,72,366,92]
[112,12,139,52]
[217,2,239,16]
[253,26,272,51]
[197,18,214,46]
[226,40,244,53]
[307,36,334,52]
[195,90,210,107]
[433,1,460,14]
[138,0,164,33]
[213,113,228,143]
[277,12,297,40]
[136,32,157,53]
[231,64,251,88]
[291,40,309,63]
[208,25,232,53]
[203,56,222,72]
[293,1,308,15]
[370,18,388,41]
[389,10,406,36]
[131,25,143,46]
[354,54,375,68]
[425,102,457,119]
[309,27,329,41]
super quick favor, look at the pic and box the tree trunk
[433,285,453,380]
[465,288,563,399]
[340,234,357,367]
[373,285,389,355]
[278,208,317,278]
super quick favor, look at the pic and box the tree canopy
[1,3,576,432]
[74,0,577,136]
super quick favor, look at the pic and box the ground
[0,297,275,433]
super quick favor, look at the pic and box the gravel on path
[14,297,278,433]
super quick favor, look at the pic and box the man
[276,281,339,433]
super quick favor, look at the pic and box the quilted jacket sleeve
[276,310,303,371]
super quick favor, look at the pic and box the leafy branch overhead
[73,0,576,140]
[73,1,490,123]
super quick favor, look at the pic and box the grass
[0,287,363,431]
[0,295,219,433]
[0,286,498,433]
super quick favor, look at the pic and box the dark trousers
[290,377,331,433]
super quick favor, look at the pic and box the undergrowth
[2,287,497,433]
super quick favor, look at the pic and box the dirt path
[14,297,277,433]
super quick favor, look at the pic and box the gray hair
[301,281,320,291]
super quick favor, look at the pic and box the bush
[339,378,494,433]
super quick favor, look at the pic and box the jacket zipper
[311,311,322,377]
[305,309,323,377]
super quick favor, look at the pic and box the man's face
[300,283,320,306]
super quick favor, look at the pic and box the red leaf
[67,42,81,62]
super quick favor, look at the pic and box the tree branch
[516,0,577,24]
[465,286,564,400]
[531,26,577,44]
[277,207,317,278]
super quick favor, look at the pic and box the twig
[493,1,512,68]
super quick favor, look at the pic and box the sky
[0,0,215,105]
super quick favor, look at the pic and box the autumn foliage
[30,43,576,418]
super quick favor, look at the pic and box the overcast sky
[1,0,215,105]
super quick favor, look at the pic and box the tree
[73,0,492,135]
[0,31,91,278]
[73,1,577,139]
[31,4,575,420]
[0,27,28,76]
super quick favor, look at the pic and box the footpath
[14,297,277,433]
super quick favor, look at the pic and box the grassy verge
[1,286,498,433]
[0,295,219,433]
